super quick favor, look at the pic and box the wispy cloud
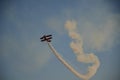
[46,0,118,51]
[80,17,117,51]
[46,17,66,34]
[1,33,51,73]
[1,4,51,78]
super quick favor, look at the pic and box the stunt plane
[40,35,52,42]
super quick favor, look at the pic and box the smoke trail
[46,20,100,80]
[65,20,100,80]
[47,42,89,80]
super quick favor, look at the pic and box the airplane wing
[41,39,46,42]
[40,36,44,39]
[46,35,52,37]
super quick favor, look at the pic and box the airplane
[40,35,52,42]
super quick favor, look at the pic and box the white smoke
[47,20,100,80]
[47,42,88,80]
[65,20,100,80]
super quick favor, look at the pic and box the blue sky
[0,0,120,80]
